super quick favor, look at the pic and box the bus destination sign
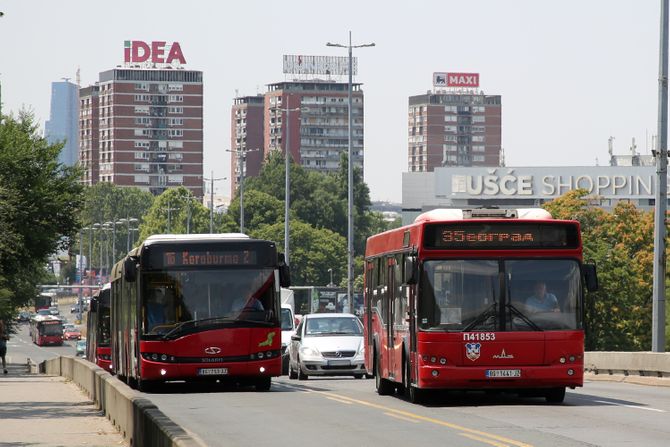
[424,223,579,250]
[163,250,258,267]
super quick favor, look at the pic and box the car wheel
[297,359,308,381]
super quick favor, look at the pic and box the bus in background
[30,315,64,346]
[86,283,112,372]
[364,208,598,404]
[110,234,290,392]
[34,293,54,312]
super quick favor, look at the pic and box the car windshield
[141,268,277,338]
[304,317,362,336]
[418,259,583,332]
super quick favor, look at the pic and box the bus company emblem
[258,331,276,347]
[204,347,221,355]
[465,343,481,361]
[492,349,514,359]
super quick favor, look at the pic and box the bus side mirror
[405,256,418,285]
[124,257,137,283]
[582,263,598,292]
[278,253,291,288]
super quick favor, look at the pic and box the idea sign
[433,72,480,88]
[124,41,186,66]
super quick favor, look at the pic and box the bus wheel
[545,387,566,403]
[138,379,156,393]
[375,354,394,396]
[403,358,423,403]
[255,377,271,391]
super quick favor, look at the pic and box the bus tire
[545,387,566,403]
[255,377,271,391]
[375,353,394,396]
[138,378,156,393]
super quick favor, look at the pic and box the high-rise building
[45,80,79,167]
[230,80,364,196]
[408,73,501,172]
[79,85,100,186]
[79,68,203,197]
[231,95,265,195]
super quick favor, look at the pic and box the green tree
[222,189,285,233]
[0,111,84,316]
[138,187,209,242]
[252,220,346,287]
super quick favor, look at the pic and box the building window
[472,136,485,142]
[168,95,184,103]
[473,155,485,162]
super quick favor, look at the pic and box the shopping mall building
[402,165,664,224]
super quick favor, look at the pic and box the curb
[41,356,205,447]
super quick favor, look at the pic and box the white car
[280,304,295,375]
[288,313,365,380]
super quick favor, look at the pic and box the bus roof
[144,233,250,244]
[414,208,552,223]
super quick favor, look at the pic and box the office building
[45,80,79,167]
[231,95,265,195]
[408,73,501,172]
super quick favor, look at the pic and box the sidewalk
[0,358,127,447]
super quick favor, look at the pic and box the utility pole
[227,148,259,233]
[164,199,177,233]
[653,0,668,352]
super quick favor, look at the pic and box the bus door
[386,257,397,380]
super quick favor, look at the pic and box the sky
[0,1,661,203]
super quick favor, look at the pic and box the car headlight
[299,345,321,357]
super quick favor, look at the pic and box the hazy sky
[0,1,661,202]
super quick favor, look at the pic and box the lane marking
[384,411,420,424]
[281,382,532,447]
[326,396,353,405]
[592,399,666,413]
[460,432,514,447]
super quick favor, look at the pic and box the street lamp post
[327,268,335,288]
[118,217,139,252]
[226,148,259,233]
[327,31,375,304]
[203,171,226,233]
[277,103,307,265]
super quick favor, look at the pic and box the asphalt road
[10,303,670,447]
[142,374,670,447]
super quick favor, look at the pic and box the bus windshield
[39,322,63,336]
[141,268,277,337]
[419,259,582,332]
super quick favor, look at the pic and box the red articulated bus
[30,315,64,346]
[364,208,598,404]
[86,283,112,372]
[111,234,290,392]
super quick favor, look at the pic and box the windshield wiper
[462,303,498,332]
[506,303,542,331]
[161,316,236,339]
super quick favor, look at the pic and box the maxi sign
[434,166,664,199]
[123,40,186,67]
[433,72,480,88]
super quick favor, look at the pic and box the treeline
[544,189,670,351]
[0,113,83,323]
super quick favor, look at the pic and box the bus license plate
[486,369,521,378]
[198,368,228,376]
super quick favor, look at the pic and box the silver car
[288,313,365,379]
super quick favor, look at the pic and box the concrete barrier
[41,356,203,447]
[584,351,670,378]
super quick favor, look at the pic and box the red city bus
[30,315,64,346]
[86,283,112,372]
[111,234,290,392]
[34,293,53,312]
[364,208,598,404]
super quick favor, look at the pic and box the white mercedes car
[288,313,365,379]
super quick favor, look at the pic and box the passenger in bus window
[525,281,560,313]
[146,289,168,331]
